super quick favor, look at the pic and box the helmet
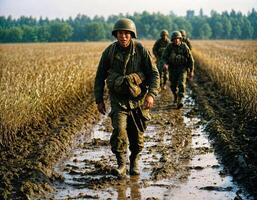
[171,31,182,40]
[180,29,186,37]
[160,29,169,37]
[112,18,137,38]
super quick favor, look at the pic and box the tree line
[0,8,256,43]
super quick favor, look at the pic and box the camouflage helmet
[171,31,182,40]
[180,29,187,37]
[160,29,169,37]
[112,18,137,38]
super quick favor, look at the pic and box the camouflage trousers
[169,68,188,98]
[157,59,168,87]
[109,107,146,155]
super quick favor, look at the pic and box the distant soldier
[180,29,192,50]
[152,30,170,90]
[94,18,160,177]
[162,31,194,109]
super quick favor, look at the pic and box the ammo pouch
[108,72,145,97]
[126,72,145,98]
[107,71,129,94]
[169,52,187,66]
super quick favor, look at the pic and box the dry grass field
[1,40,257,146]
[0,40,257,199]
[192,40,257,118]
[0,42,109,146]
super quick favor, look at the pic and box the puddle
[52,90,252,200]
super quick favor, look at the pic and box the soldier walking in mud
[162,31,194,109]
[94,18,160,177]
[152,30,171,90]
[180,29,192,50]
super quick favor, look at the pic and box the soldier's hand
[144,95,154,109]
[97,102,106,115]
[163,64,168,71]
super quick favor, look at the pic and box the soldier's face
[173,38,181,46]
[162,34,168,40]
[117,30,132,47]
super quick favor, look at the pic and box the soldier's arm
[152,41,158,58]
[94,49,109,104]
[186,46,194,75]
[161,44,171,65]
[142,47,160,98]
[186,39,192,50]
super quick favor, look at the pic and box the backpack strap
[107,42,117,68]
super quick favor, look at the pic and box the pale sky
[0,0,256,19]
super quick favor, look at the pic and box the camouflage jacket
[182,37,192,50]
[94,39,160,110]
[162,42,194,72]
[152,38,170,60]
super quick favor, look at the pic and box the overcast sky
[0,0,256,19]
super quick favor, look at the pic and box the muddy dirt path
[52,89,252,200]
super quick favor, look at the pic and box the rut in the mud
[52,88,252,200]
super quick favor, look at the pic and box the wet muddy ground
[52,89,252,200]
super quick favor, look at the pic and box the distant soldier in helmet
[180,29,192,50]
[152,29,170,90]
[162,31,194,109]
[94,18,160,177]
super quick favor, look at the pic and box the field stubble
[0,40,257,198]
[0,42,109,145]
[192,40,257,118]
[191,40,257,196]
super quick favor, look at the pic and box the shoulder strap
[107,42,117,68]
[108,40,142,66]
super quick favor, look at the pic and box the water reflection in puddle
[53,92,252,200]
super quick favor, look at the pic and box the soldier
[180,29,192,50]
[162,31,194,109]
[152,29,170,90]
[94,18,160,177]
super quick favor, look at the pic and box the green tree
[37,25,50,42]
[84,22,106,41]
[248,8,257,38]
[240,18,254,39]
[212,21,224,39]
[199,23,212,39]
[222,16,232,38]
[21,25,38,42]
[173,17,192,37]
[49,22,73,42]
[5,27,23,42]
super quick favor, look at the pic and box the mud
[52,88,252,200]
[190,64,257,198]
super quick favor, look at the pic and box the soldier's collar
[116,40,136,55]
[131,39,136,55]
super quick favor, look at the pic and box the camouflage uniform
[162,31,194,108]
[94,18,160,176]
[180,29,192,50]
[152,30,170,89]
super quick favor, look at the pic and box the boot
[113,153,126,178]
[129,154,140,175]
[177,96,183,109]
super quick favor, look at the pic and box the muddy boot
[129,154,140,175]
[113,154,126,178]
[177,96,183,109]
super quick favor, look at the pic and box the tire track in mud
[52,89,252,200]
